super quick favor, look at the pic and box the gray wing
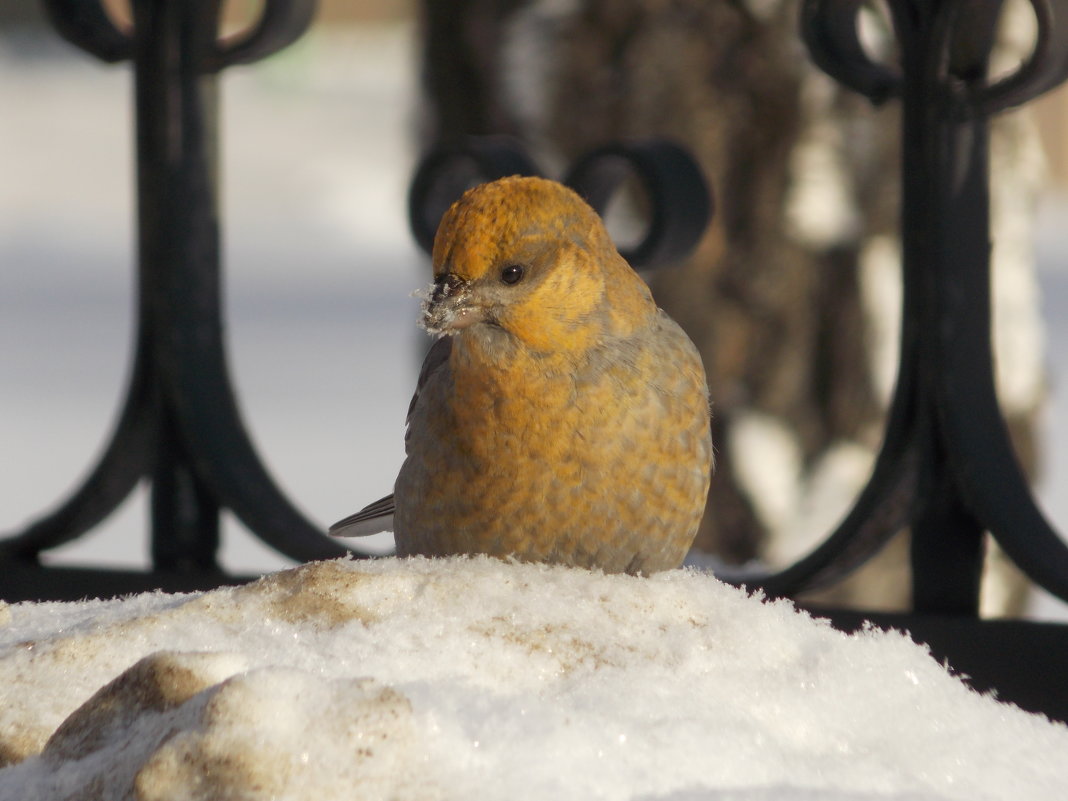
[404,336,451,445]
[329,494,396,537]
[328,337,452,537]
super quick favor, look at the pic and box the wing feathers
[329,494,396,537]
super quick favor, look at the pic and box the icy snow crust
[0,557,1064,800]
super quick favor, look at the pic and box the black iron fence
[3,0,1068,720]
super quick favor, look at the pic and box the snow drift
[0,557,1064,800]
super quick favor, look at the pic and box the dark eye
[500,264,525,285]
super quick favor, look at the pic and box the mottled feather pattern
[332,176,712,574]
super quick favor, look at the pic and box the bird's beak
[420,273,485,335]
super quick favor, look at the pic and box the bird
[330,175,712,574]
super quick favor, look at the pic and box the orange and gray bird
[330,175,712,574]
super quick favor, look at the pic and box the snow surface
[0,556,1065,801]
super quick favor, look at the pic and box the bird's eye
[500,264,525,285]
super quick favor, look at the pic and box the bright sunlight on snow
[0,557,1065,801]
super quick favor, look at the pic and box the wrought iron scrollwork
[2,0,354,584]
[725,0,1068,611]
[408,136,543,254]
[408,136,713,269]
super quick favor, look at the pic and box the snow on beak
[419,273,484,335]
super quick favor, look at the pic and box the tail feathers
[329,494,396,537]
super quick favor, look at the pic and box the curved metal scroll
[3,0,352,570]
[564,142,713,268]
[40,0,133,63]
[408,136,713,269]
[799,0,901,104]
[408,136,541,253]
[723,0,1068,607]
[1,338,155,557]
[209,0,317,70]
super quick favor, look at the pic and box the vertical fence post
[133,0,224,571]
[899,1,1002,615]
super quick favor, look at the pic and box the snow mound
[0,557,1065,801]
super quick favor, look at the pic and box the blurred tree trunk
[417,0,1038,615]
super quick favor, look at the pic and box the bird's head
[421,176,655,353]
